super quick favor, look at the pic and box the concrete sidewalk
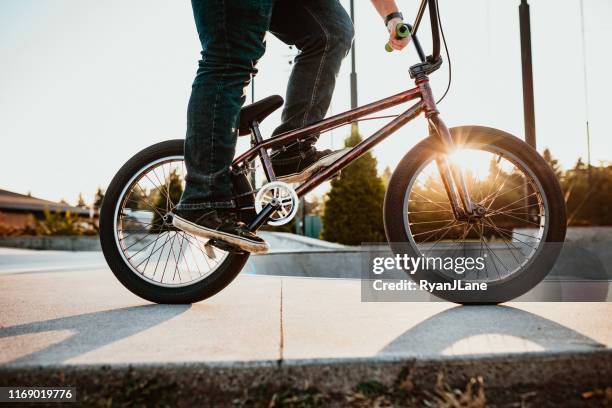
[0,257,611,405]
[2,268,611,366]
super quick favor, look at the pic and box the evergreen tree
[93,188,105,210]
[77,193,87,208]
[542,148,562,178]
[322,130,386,245]
[381,166,392,188]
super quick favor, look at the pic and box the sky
[1,0,611,205]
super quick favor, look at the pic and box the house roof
[0,189,92,216]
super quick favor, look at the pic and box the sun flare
[447,147,496,180]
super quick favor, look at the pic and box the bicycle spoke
[411,222,463,238]
[172,233,186,282]
[160,232,178,283]
[137,231,167,271]
[481,236,505,280]
[492,191,539,214]
[482,218,538,251]
[407,209,453,214]
[410,190,451,212]
[482,181,524,209]
[481,219,524,266]
[409,218,456,226]
[152,231,174,280]
[489,209,542,227]
[420,221,465,255]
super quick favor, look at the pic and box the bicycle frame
[236,75,475,230]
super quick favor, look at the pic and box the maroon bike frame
[234,76,456,199]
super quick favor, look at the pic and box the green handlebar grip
[385,23,411,52]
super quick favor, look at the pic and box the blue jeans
[177,0,354,210]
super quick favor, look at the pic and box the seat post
[250,120,276,182]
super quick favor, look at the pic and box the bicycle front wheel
[384,126,566,303]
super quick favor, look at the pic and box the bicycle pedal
[208,239,246,254]
[203,241,217,259]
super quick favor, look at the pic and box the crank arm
[247,198,282,231]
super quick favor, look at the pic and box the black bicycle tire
[384,126,567,304]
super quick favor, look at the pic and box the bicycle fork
[416,76,480,222]
[429,117,480,221]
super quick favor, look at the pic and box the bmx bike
[99,0,566,304]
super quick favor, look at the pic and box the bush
[35,210,97,236]
[322,130,386,245]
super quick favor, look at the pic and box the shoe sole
[172,215,269,254]
[277,148,351,184]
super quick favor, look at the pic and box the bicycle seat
[238,95,284,136]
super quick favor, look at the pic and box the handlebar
[384,0,441,64]
[385,23,426,62]
[385,23,410,52]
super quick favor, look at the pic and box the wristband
[384,11,403,26]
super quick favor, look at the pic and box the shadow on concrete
[0,304,190,366]
[378,305,605,357]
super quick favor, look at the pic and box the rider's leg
[268,0,354,181]
[174,0,273,253]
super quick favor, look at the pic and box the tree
[381,166,392,188]
[563,157,612,226]
[322,130,386,245]
[93,188,105,210]
[542,148,562,179]
[76,193,87,208]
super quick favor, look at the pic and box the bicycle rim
[112,155,229,288]
[402,142,549,284]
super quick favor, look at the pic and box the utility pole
[579,0,592,185]
[519,0,536,149]
[519,0,538,222]
[349,0,359,135]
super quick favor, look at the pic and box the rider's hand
[387,17,410,51]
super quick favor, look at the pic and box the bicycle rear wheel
[99,139,255,304]
[384,126,566,303]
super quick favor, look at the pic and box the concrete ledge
[0,236,101,251]
[0,232,344,253]
[1,351,610,406]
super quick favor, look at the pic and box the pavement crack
[278,278,285,367]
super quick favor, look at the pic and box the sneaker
[172,209,269,254]
[271,147,351,183]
